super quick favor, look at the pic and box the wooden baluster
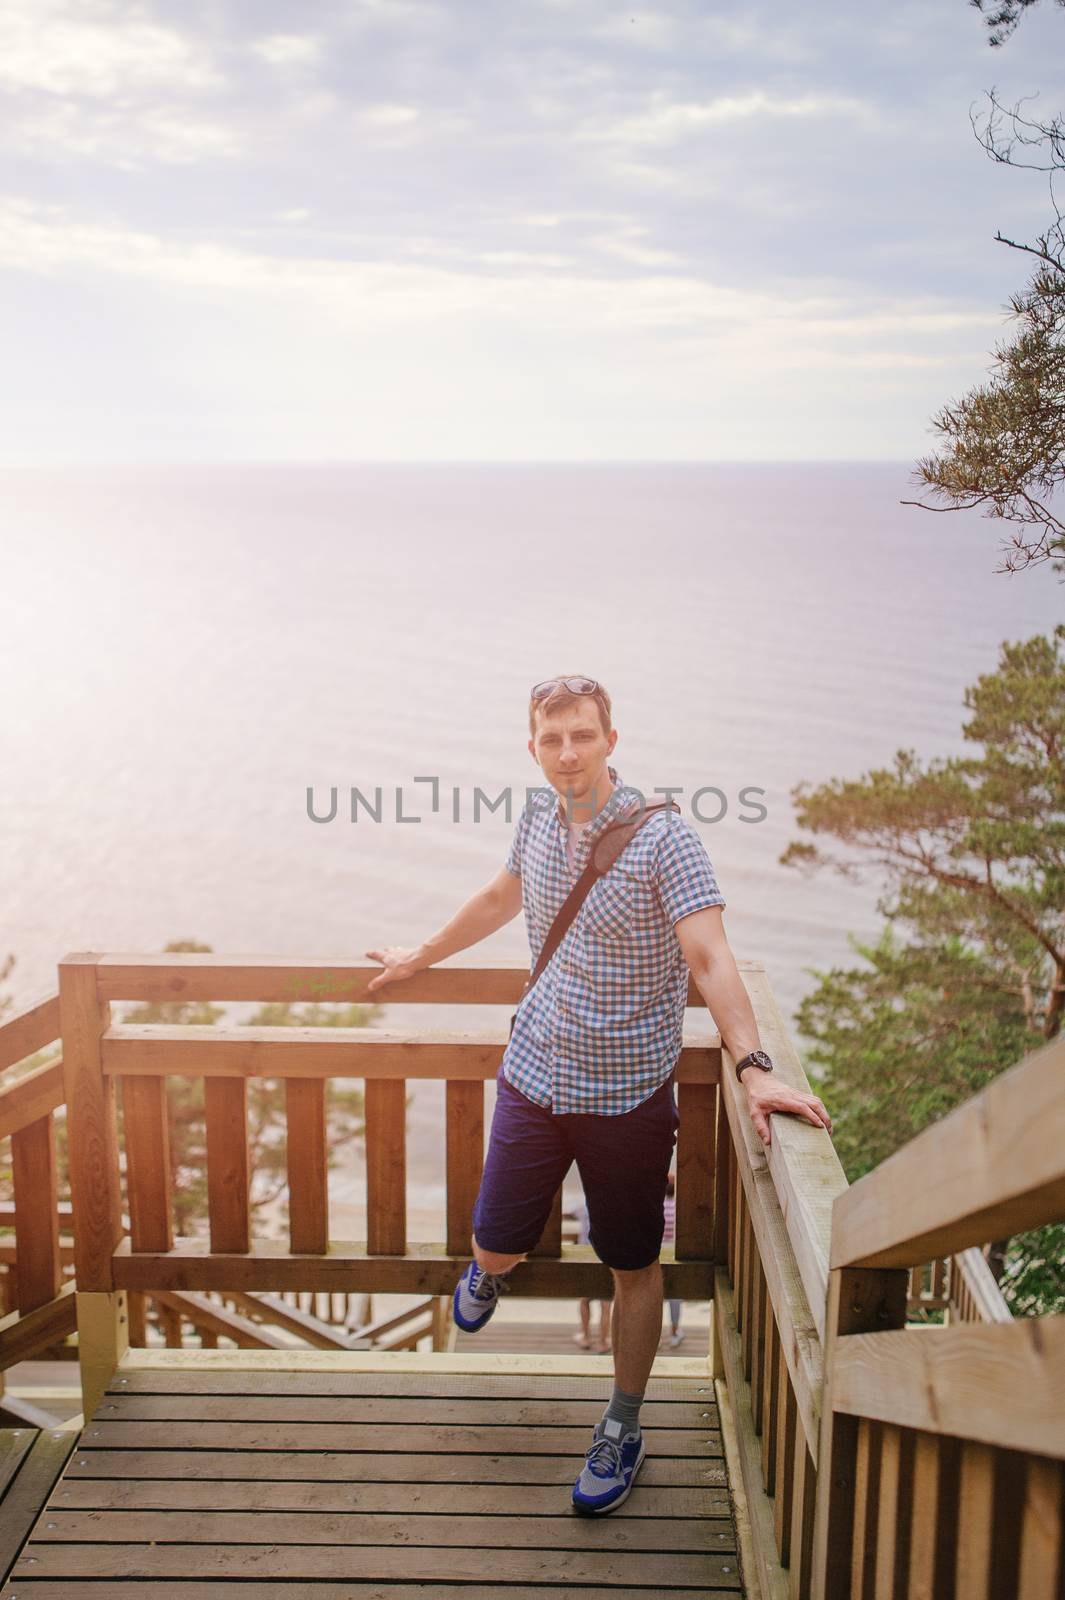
[774,1358,797,1567]
[742,1211,757,1381]
[286,1078,328,1254]
[789,1442,817,1600]
[751,1263,767,1434]
[445,1080,484,1256]
[126,1290,146,1348]
[851,1418,882,1600]
[531,1187,563,1257]
[713,1083,730,1265]
[761,1307,779,1489]
[122,1077,173,1252]
[812,1267,909,1600]
[1018,1457,1064,1600]
[11,1112,62,1312]
[365,1079,406,1255]
[204,1077,251,1253]
[59,955,127,1420]
[675,1080,715,1258]
[873,1425,916,1600]
[906,1432,942,1600]
[956,1441,994,1600]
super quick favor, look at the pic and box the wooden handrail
[831,1030,1065,1270]
[0,993,61,1074]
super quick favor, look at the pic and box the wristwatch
[735,1049,773,1082]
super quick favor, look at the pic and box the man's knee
[611,1258,662,1292]
[472,1236,525,1275]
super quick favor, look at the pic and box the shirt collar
[554,765,639,850]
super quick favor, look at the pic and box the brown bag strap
[522,798,678,996]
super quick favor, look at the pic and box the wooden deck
[1,1362,743,1596]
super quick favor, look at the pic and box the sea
[2,463,1061,1216]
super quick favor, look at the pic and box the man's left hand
[741,1072,832,1147]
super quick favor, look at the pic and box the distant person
[368,674,830,1516]
[571,1198,611,1353]
[662,1174,683,1348]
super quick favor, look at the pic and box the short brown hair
[528,675,612,738]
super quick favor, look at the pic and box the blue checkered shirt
[502,769,726,1115]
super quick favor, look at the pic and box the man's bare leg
[610,1260,663,1398]
[472,1241,524,1275]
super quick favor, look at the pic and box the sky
[1,0,1064,463]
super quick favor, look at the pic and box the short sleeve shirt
[503,768,725,1114]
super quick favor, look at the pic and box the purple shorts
[471,1070,679,1272]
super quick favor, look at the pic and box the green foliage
[785,631,1065,1313]
[912,87,1065,573]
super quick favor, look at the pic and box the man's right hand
[364,946,425,993]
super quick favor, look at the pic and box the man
[366,674,831,1516]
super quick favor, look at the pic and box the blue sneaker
[571,1417,646,1515]
[452,1260,508,1332]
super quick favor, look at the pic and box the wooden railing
[0,993,77,1379]
[56,950,729,1412]
[712,968,1062,1600]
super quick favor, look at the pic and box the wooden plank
[761,1308,779,1490]
[64,1447,727,1487]
[833,1030,1065,1271]
[954,1444,998,1600]
[150,1290,289,1350]
[445,1079,483,1257]
[0,1060,65,1140]
[530,1186,563,1259]
[94,954,744,1006]
[100,1393,714,1428]
[751,1263,766,1435]
[713,1269,790,1600]
[121,1075,173,1253]
[102,1025,721,1083]
[811,1266,909,1600]
[774,1351,798,1568]
[0,1284,77,1371]
[111,1240,713,1299]
[873,1424,903,1600]
[222,1291,356,1351]
[789,1442,816,1600]
[0,1428,76,1584]
[1018,1455,1064,1600]
[0,1430,36,1503]
[0,992,60,1072]
[742,969,848,1341]
[0,1584,745,1599]
[70,1420,721,1455]
[721,1058,824,1466]
[286,1078,328,1254]
[103,1366,718,1399]
[32,1507,723,1552]
[714,1081,731,1264]
[676,1080,716,1259]
[851,1418,881,1600]
[57,956,122,1291]
[52,1476,732,1517]
[204,1077,250,1254]
[907,1431,948,1600]
[11,1113,62,1312]
[830,1316,1065,1459]
[365,1079,406,1255]
[950,1246,1012,1324]
[6,1544,742,1587]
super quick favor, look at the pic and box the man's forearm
[417,884,517,967]
[690,950,762,1072]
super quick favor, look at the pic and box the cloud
[593,90,873,147]
[0,0,222,98]
[7,99,240,167]
[252,35,321,68]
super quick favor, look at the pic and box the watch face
[751,1050,772,1070]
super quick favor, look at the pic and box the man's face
[529,696,617,803]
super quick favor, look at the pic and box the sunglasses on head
[530,676,601,700]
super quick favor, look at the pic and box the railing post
[810,1265,908,1599]
[59,953,128,1418]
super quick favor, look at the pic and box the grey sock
[601,1384,643,1438]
